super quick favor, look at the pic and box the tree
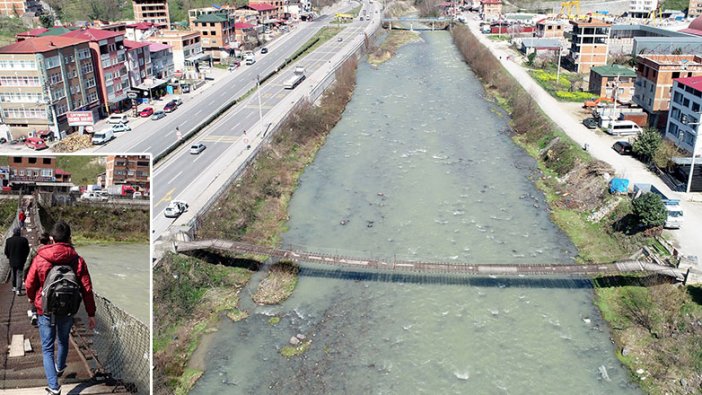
[40,14,54,28]
[632,127,662,164]
[632,193,667,229]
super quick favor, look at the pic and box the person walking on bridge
[25,221,96,395]
[5,227,29,295]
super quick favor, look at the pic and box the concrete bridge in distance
[381,17,454,31]
[176,239,692,283]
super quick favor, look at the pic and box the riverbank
[154,57,360,395]
[368,30,421,66]
[40,204,149,243]
[451,23,702,393]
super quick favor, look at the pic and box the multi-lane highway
[151,2,381,238]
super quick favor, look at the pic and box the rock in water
[598,365,611,382]
[289,336,300,346]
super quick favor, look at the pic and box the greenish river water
[191,32,639,394]
[78,243,149,324]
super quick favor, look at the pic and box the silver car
[111,123,131,133]
[151,110,166,120]
[190,143,206,154]
[164,200,189,218]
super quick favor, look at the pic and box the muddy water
[191,33,638,394]
[78,243,149,324]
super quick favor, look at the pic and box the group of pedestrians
[4,211,96,395]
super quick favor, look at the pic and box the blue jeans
[38,315,73,391]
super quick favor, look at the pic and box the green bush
[554,91,596,101]
[633,128,662,164]
[632,193,667,229]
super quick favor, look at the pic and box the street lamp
[681,113,701,194]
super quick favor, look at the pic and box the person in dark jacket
[25,221,96,395]
[4,227,29,295]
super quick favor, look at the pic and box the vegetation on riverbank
[153,57,360,394]
[253,261,299,304]
[40,204,149,243]
[594,283,702,393]
[451,24,702,392]
[529,69,595,102]
[0,199,18,229]
[55,156,105,186]
[153,254,253,395]
[368,30,421,66]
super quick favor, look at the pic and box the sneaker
[31,314,38,326]
[45,387,61,395]
[11,287,16,292]
[15,290,20,296]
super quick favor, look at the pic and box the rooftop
[246,3,278,11]
[0,36,89,54]
[570,18,611,27]
[638,54,702,66]
[148,42,171,52]
[521,38,561,48]
[480,0,502,4]
[62,28,124,41]
[675,76,702,92]
[125,22,156,30]
[152,29,200,38]
[124,40,150,50]
[194,13,229,23]
[590,65,637,77]
[235,22,255,29]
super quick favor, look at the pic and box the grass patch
[291,26,344,60]
[268,316,281,325]
[368,30,421,66]
[0,199,18,229]
[153,253,253,395]
[55,156,105,186]
[253,261,299,305]
[487,34,510,41]
[529,69,595,102]
[280,339,312,358]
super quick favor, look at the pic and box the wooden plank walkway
[176,239,686,281]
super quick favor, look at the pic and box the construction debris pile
[51,134,92,153]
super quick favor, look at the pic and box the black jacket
[5,235,30,269]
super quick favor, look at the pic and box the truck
[106,184,136,197]
[632,183,684,229]
[284,67,306,89]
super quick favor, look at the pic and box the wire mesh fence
[75,294,150,394]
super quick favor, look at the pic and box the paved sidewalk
[465,17,702,269]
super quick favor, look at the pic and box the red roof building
[680,16,702,36]
[480,0,502,19]
[244,2,280,21]
[62,28,129,115]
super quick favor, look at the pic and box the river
[191,32,639,393]
[77,243,150,324]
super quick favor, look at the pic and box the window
[673,92,683,104]
[81,62,93,74]
[28,157,37,164]
[45,56,60,69]
[41,168,52,177]
[13,157,21,163]
[85,77,96,88]
[668,123,679,138]
[49,73,62,85]
[684,131,694,145]
[0,76,40,86]
[693,102,701,112]
[683,98,690,107]
[1,108,47,119]
[210,31,216,36]
[87,91,98,103]
[78,48,91,59]
[203,31,208,35]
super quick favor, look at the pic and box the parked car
[181,83,191,93]
[171,96,183,106]
[108,113,129,124]
[111,123,131,133]
[261,47,268,54]
[612,141,633,155]
[607,120,642,136]
[337,37,343,42]
[151,110,166,120]
[164,101,178,113]
[164,200,189,218]
[582,118,598,129]
[139,107,154,117]
[190,143,206,154]
[25,137,47,150]
[80,192,108,202]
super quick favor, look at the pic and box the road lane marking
[168,171,183,185]
[194,110,202,116]
[157,188,175,205]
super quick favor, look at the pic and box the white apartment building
[666,76,702,155]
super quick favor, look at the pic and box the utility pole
[556,45,563,88]
[681,114,701,194]
[256,74,263,134]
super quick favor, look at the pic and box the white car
[80,192,108,202]
[111,123,131,133]
[164,200,189,218]
[190,143,206,154]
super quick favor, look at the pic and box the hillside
[55,156,105,186]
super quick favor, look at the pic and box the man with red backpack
[25,221,96,395]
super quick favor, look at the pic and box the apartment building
[249,0,284,19]
[564,19,611,74]
[665,77,702,153]
[0,0,42,17]
[132,0,170,25]
[148,43,173,79]
[148,30,203,72]
[588,65,637,103]
[243,3,279,21]
[190,11,236,62]
[689,0,702,18]
[62,28,129,115]
[8,156,71,184]
[124,40,152,89]
[105,155,150,189]
[633,54,702,127]
[480,0,502,19]
[124,22,160,41]
[0,36,100,138]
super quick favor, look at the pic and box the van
[245,53,256,65]
[107,113,129,124]
[92,129,114,145]
[607,120,642,136]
